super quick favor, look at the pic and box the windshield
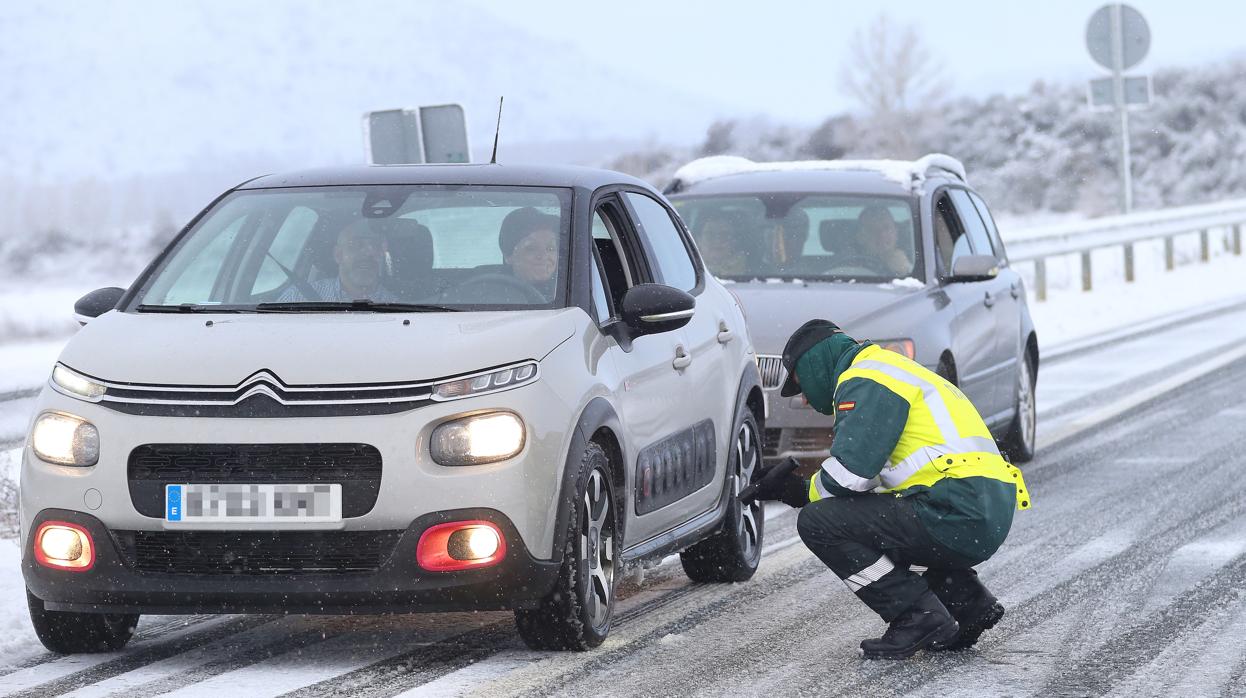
[132,185,572,311]
[672,193,921,282]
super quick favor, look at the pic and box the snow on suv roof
[665,153,967,195]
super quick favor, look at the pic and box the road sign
[1086,3,1149,71]
[365,104,471,165]
[1088,75,1151,110]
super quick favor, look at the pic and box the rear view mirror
[74,287,125,325]
[946,255,999,282]
[620,284,695,337]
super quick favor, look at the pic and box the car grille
[114,530,402,575]
[764,428,834,459]
[127,443,382,518]
[755,355,787,390]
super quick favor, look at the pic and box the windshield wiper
[254,300,459,313]
[135,304,250,313]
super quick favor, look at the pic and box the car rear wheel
[515,441,617,651]
[679,410,764,583]
[27,590,138,654]
[1000,353,1037,463]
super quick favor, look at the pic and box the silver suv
[667,155,1038,466]
[21,164,764,653]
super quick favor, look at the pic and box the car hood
[58,309,579,386]
[727,280,929,354]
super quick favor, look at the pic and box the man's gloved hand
[739,456,809,508]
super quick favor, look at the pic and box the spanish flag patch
[837,401,856,412]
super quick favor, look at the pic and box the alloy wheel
[733,420,762,562]
[580,468,615,631]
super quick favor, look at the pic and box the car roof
[237,163,655,192]
[667,169,927,198]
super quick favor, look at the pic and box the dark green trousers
[796,494,996,622]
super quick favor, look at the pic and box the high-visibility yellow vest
[808,344,1031,509]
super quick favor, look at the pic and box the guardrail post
[1200,229,1210,262]
[1124,243,1135,282]
[1080,252,1092,292]
[1165,236,1175,270]
[1035,259,1047,301]
[1234,223,1242,256]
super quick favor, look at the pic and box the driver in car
[858,206,913,276]
[499,207,560,299]
[278,220,397,302]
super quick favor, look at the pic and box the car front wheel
[515,441,617,650]
[27,590,138,654]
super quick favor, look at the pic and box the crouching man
[745,319,1030,659]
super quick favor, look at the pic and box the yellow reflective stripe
[851,358,961,441]
[808,474,832,503]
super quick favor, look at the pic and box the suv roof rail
[664,153,967,194]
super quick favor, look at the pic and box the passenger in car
[692,210,755,277]
[499,207,560,299]
[277,221,398,302]
[858,206,913,276]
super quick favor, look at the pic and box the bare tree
[839,14,948,157]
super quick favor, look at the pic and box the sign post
[365,104,471,165]
[1086,3,1151,215]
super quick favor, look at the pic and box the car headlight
[430,412,526,466]
[31,411,100,466]
[431,361,538,401]
[50,364,107,402]
[875,339,916,360]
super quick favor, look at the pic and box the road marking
[393,650,534,698]
[1144,538,1246,614]
[1038,341,1246,451]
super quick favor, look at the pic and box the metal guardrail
[1005,198,1246,300]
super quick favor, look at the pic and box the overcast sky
[473,0,1246,125]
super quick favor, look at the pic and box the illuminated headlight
[50,364,106,401]
[432,362,537,401]
[430,412,525,465]
[31,411,100,466]
[875,339,916,360]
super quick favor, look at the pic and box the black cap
[779,319,842,397]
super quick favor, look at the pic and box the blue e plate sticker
[166,485,183,521]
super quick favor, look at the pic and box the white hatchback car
[20,164,765,653]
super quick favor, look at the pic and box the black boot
[860,591,959,660]
[940,597,1005,651]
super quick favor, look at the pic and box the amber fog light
[417,520,507,572]
[34,521,95,572]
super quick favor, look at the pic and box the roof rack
[664,153,967,194]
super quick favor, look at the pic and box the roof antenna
[490,96,504,164]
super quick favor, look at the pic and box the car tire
[1000,353,1037,463]
[27,589,138,654]
[515,441,618,651]
[679,410,764,583]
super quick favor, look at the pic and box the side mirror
[620,284,695,337]
[74,287,125,325]
[946,255,999,283]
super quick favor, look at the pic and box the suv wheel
[515,441,617,650]
[679,410,764,583]
[1000,353,1037,463]
[27,590,138,653]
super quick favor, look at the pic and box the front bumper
[761,389,835,463]
[24,507,560,615]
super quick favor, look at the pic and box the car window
[934,193,972,275]
[674,194,918,281]
[250,206,319,295]
[948,189,995,259]
[589,251,611,324]
[624,192,698,292]
[968,191,1008,264]
[592,203,638,313]
[135,186,573,311]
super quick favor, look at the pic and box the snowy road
[3,318,1246,695]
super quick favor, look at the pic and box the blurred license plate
[165,483,342,523]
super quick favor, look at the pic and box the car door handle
[984,291,995,308]
[717,321,734,344]
[672,346,692,371]
[1010,282,1021,299]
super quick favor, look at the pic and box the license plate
[165,483,342,523]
